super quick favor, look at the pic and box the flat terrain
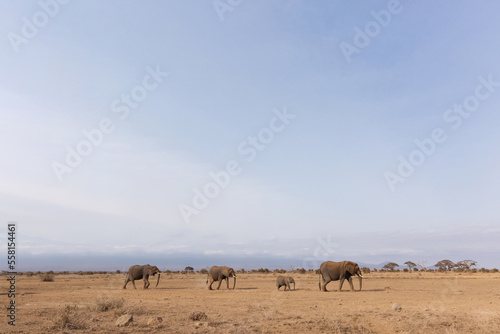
[2,271,500,333]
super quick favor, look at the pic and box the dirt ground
[2,271,500,333]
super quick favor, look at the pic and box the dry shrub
[189,311,207,321]
[41,273,54,282]
[90,297,124,312]
[52,305,88,330]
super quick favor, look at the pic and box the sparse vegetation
[15,270,500,333]
[41,273,55,282]
[189,311,207,321]
[90,297,124,312]
[52,305,88,330]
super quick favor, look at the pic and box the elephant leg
[226,277,230,290]
[131,279,137,289]
[123,276,129,289]
[347,276,355,292]
[338,277,345,291]
[208,278,213,290]
[217,279,222,290]
[322,278,330,291]
[286,283,290,291]
[144,277,150,289]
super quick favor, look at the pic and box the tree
[455,260,477,270]
[434,260,455,271]
[383,262,399,271]
[404,261,417,271]
[184,266,194,273]
[417,260,428,272]
[199,268,208,275]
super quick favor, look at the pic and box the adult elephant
[123,264,161,289]
[276,276,295,291]
[318,261,362,292]
[206,266,236,290]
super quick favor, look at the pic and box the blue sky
[1,1,500,270]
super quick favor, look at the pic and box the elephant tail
[318,271,321,290]
[206,274,209,284]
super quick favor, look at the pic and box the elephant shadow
[322,289,385,292]
[235,287,258,290]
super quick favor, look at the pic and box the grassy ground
[2,271,500,333]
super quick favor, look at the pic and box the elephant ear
[346,262,354,275]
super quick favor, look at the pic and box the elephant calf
[276,276,295,291]
[123,264,161,289]
[206,265,237,290]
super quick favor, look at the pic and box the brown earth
[2,271,500,333]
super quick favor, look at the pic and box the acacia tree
[383,262,399,271]
[404,261,417,272]
[184,266,194,273]
[456,260,477,270]
[434,260,455,271]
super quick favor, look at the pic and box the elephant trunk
[293,281,296,290]
[156,273,160,287]
[358,275,362,291]
[232,276,236,290]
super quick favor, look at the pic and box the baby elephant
[276,276,295,291]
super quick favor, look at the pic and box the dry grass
[51,305,88,330]
[189,311,208,321]
[89,296,125,312]
[40,273,54,282]
[4,271,500,333]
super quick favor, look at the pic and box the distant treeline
[3,266,499,276]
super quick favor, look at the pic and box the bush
[189,312,207,321]
[199,268,208,275]
[296,268,306,274]
[91,297,124,312]
[362,267,371,274]
[491,268,499,273]
[41,273,55,282]
[26,272,34,277]
[116,270,121,274]
[52,305,87,330]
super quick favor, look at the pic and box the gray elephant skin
[206,266,237,290]
[276,276,295,291]
[123,264,161,289]
[318,261,362,292]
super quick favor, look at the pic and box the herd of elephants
[122,260,363,292]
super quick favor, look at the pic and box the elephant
[123,264,161,289]
[276,276,295,291]
[206,266,236,290]
[318,261,362,292]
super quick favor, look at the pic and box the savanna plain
[2,271,500,333]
